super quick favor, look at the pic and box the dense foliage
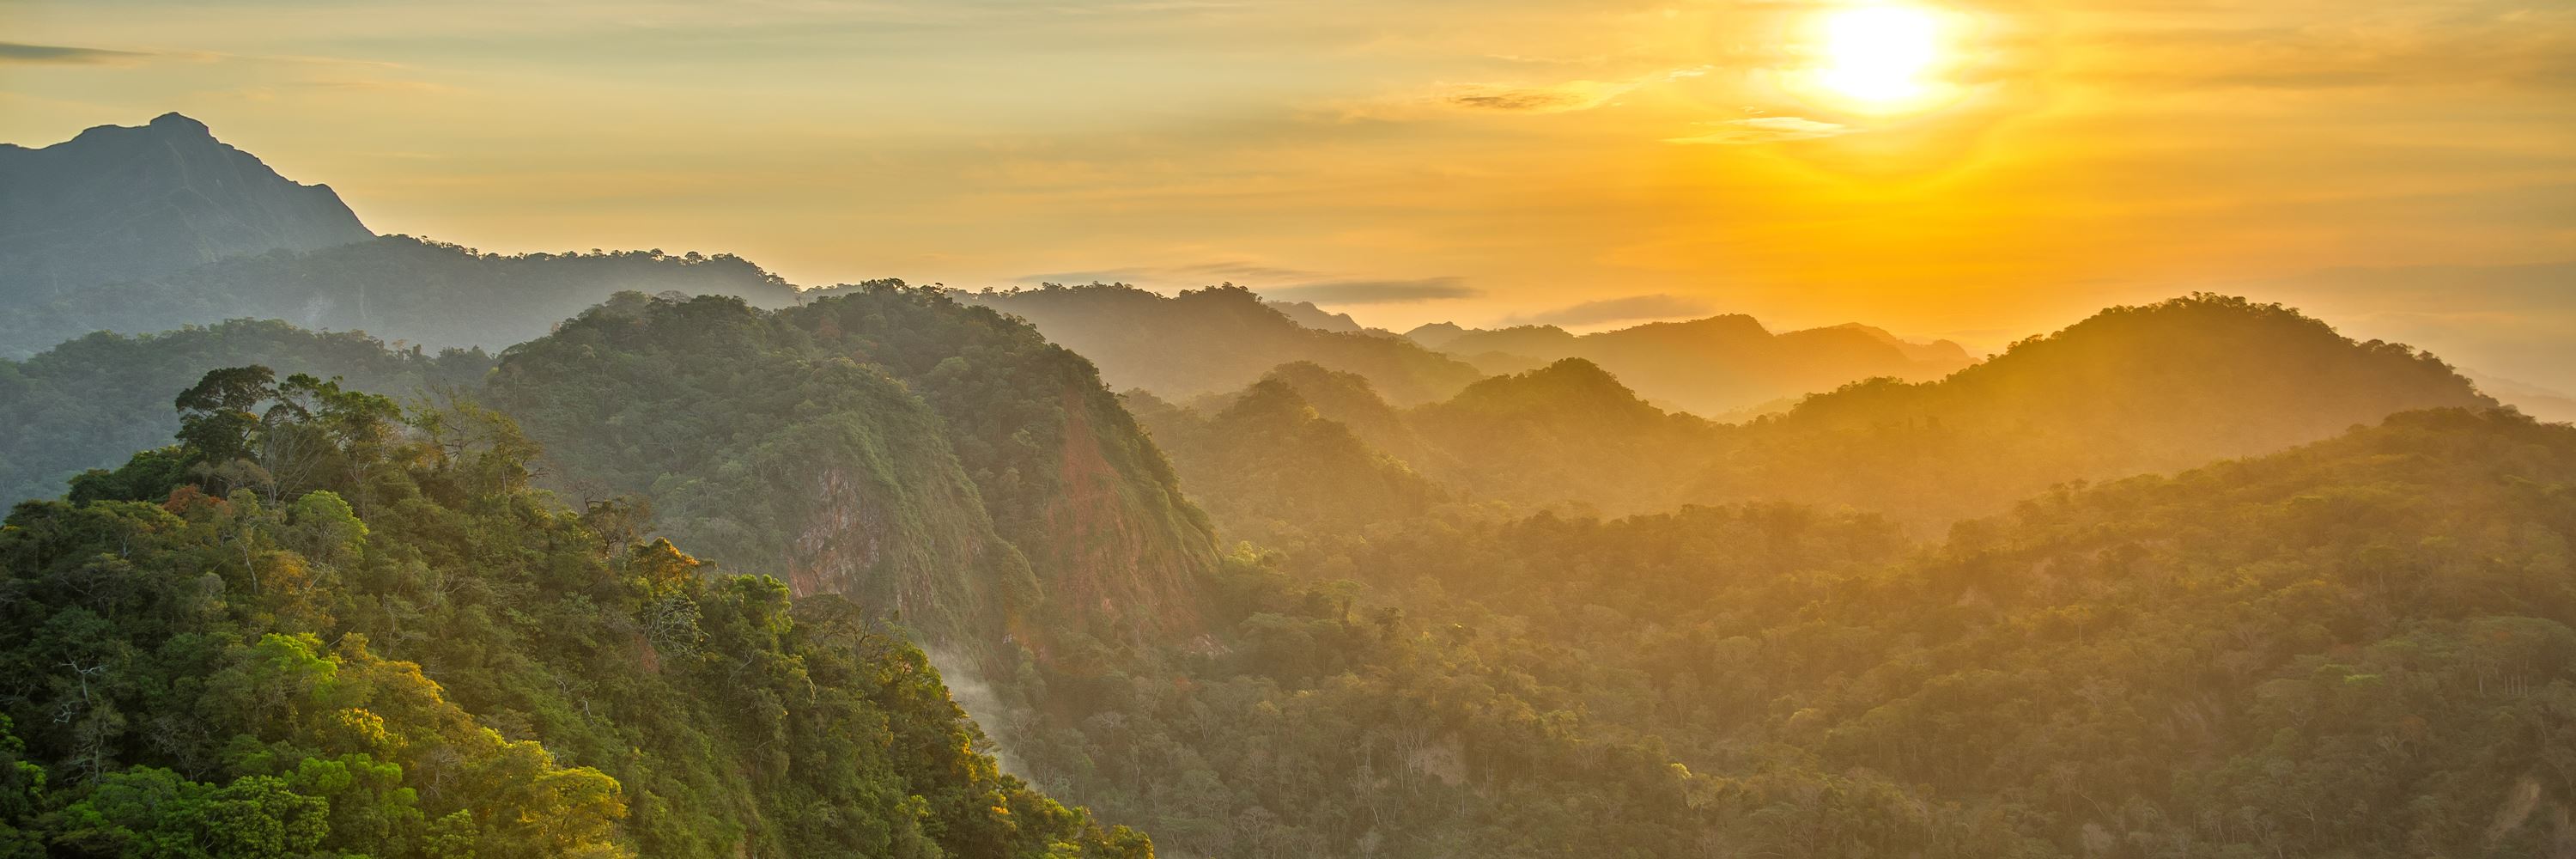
[489,288,1218,648]
[0,289,2551,859]
[1126,376,1443,543]
[1005,409,2576,857]
[0,368,1148,857]
[0,320,492,504]
[15,114,2556,858]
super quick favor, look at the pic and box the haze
[3,0,2572,384]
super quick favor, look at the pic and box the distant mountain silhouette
[962,283,1484,404]
[1264,300,1365,332]
[1400,320,1473,350]
[2464,371,2576,423]
[1697,293,2501,522]
[0,115,798,357]
[1411,357,1723,512]
[1146,295,2502,530]
[1128,374,1443,541]
[0,235,799,356]
[1407,314,1975,417]
[1253,361,1437,465]
[0,113,371,303]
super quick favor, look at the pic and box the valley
[0,113,2569,859]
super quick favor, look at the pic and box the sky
[3,0,2572,385]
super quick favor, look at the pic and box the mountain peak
[1,113,374,306]
[1265,299,1364,332]
[148,112,212,136]
[1404,321,1470,348]
[1655,313,1771,338]
[1444,356,1659,418]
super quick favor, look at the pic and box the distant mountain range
[0,115,795,357]
[0,235,801,357]
[4,112,2573,859]
[3,111,2562,434]
[0,113,371,304]
[1406,314,1977,417]
[955,283,1487,405]
[1264,299,1366,332]
[1148,294,2501,532]
[953,282,1987,418]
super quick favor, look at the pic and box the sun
[1812,3,1947,108]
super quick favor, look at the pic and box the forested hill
[1413,313,1976,417]
[1143,295,2506,533]
[980,402,2576,857]
[1695,293,2501,521]
[0,320,495,505]
[0,235,799,358]
[951,283,1483,405]
[488,288,1220,649]
[0,113,371,305]
[1229,406,2576,857]
[1123,376,1444,542]
[0,369,1149,858]
[1407,357,1722,515]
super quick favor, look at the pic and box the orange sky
[3,0,2572,381]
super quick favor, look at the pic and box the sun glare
[1813,3,1946,108]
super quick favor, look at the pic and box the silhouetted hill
[1418,313,1975,417]
[1826,321,1976,363]
[1130,377,1442,541]
[1699,293,2500,522]
[1253,362,1436,465]
[1143,295,2502,533]
[1264,300,1364,332]
[1409,358,1724,513]
[2467,371,2576,423]
[0,235,800,356]
[1427,322,1585,357]
[0,113,371,304]
[1401,320,1472,349]
[958,283,1484,404]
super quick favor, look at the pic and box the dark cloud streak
[1501,293,1713,327]
[1266,277,1479,305]
[0,42,153,65]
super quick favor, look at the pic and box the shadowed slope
[0,113,371,304]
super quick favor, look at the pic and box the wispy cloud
[1430,65,1710,115]
[1501,293,1712,327]
[2067,9,2576,92]
[1664,116,1850,145]
[1021,261,1327,287]
[1018,263,1474,304]
[0,42,154,66]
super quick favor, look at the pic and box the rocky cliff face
[490,289,1222,655]
[0,113,372,302]
[784,288,1224,643]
